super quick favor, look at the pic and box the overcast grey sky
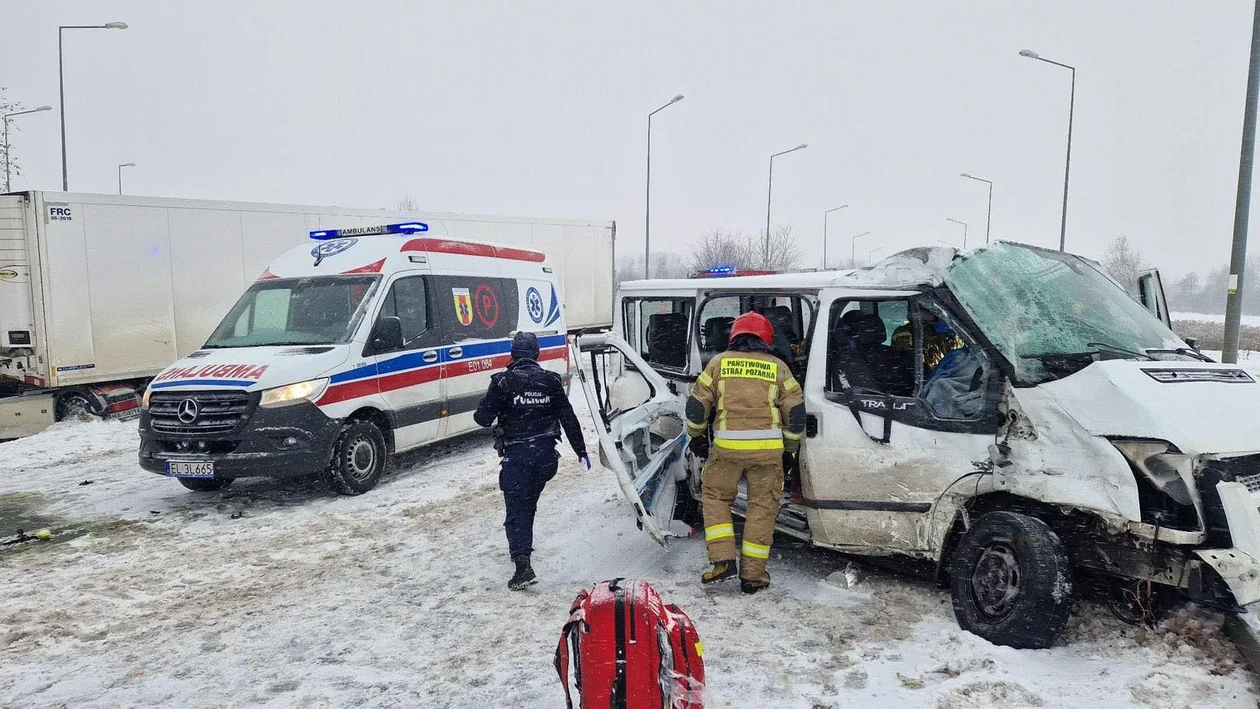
[2,1,1256,277]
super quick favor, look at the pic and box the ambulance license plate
[166,461,215,478]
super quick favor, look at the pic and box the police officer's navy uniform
[474,331,587,589]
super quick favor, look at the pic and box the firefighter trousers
[700,450,783,584]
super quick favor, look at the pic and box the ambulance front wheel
[324,420,387,495]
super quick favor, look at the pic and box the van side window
[697,294,814,378]
[827,298,992,425]
[622,298,693,371]
[379,276,430,346]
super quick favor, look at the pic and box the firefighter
[474,331,590,590]
[685,312,806,594]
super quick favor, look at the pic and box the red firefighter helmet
[729,311,774,346]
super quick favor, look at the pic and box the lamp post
[946,217,968,250]
[117,162,135,194]
[1019,49,1075,252]
[850,230,871,267]
[1224,0,1260,363]
[765,142,808,267]
[644,94,684,278]
[2,105,52,193]
[868,246,884,265]
[822,203,848,269]
[59,21,128,191]
[960,172,993,244]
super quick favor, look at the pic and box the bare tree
[687,228,756,273]
[395,194,419,212]
[1101,235,1146,297]
[760,226,804,271]
[617,253,688,283]
[1,87,25,191]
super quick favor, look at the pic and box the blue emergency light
[706,265,736,276]
[309,222,429,240]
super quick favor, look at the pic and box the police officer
[474,331,589,590]
[685,312,806,594]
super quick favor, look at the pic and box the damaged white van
[576,241,1260,651]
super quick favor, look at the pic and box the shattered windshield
[944,243,1188,384]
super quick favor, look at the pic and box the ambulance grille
[148,390,253,435]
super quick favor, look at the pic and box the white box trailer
[0,191,615,438]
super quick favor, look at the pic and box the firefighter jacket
[685,348,806,454]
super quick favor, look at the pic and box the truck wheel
[56,390,101,421]
[324,420,387,495]
[949,511,1073,649]
[177,477,235,492]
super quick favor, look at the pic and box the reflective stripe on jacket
[685,349,805,453]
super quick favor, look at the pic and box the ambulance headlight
[259,378,329,408]
[141,388,152,410]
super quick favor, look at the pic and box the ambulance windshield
[205,276,379,348]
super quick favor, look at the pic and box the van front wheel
[948,511,1073,649]
[324,420,387,495]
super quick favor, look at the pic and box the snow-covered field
[2,393,1258,707]
[1173,312,1260,328]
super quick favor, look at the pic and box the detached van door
[574,333,687,546]
[801,287,1002,555]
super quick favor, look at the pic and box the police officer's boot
[509,555,537,590]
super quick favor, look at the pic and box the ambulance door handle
[448,347,463,359]
[423,351,439,364]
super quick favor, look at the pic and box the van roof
[620,246,958,294]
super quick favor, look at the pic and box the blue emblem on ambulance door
[544,286,562,328]
[526,287,545,323]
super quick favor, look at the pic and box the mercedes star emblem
[177,398,200,424]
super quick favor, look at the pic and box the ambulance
[138,222,569,494]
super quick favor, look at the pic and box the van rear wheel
[324,420,387,495]
[949,511,1073,649]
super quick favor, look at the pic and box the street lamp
[117,162,135,194]
[868,246,884,265]
[850,230,871,267]
[59,21,129,191]
[2,105,52,193]
[1019,48,1075,252]
[765,142,808,267]
[822,204,849,269]
[946,217,968,250]
[960,172,993,244]
[644,94,684,278]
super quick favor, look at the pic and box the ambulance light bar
[309,222,429,240]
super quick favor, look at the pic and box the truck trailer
[0,191,615,439]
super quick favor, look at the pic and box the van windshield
[945,243,1190,384]
[205,276,379,348]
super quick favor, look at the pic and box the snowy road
[1,397,1257,707]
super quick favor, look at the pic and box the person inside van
[893,307,962,373]
[920,321,985,419]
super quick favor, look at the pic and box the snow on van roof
[620,246,957,292]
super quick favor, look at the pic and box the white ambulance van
[138,222,569,494]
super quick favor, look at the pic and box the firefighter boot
[701,560,737,585]
[509,555,537,590]
[741,577,770,594]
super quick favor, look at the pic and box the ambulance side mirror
[368,316,405,354]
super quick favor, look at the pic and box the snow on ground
[1173,312,1260,328]
[2,394,1258,707]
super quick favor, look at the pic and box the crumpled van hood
[148,346,351,392]
[1033,360,1260,457]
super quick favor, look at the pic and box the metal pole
[58,27,67,191]
[1224,0,1260,363]
[984,181,992,244]
[851,230,870,267]
[2,115,9,193]
[645,112,652,278]
[765,155,774,267]
[117,164,121,194]
[1060,67,1075,251]
[823,204,848,270]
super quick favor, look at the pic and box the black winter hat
[511,331,540,361]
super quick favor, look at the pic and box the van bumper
[138,399,341,479]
